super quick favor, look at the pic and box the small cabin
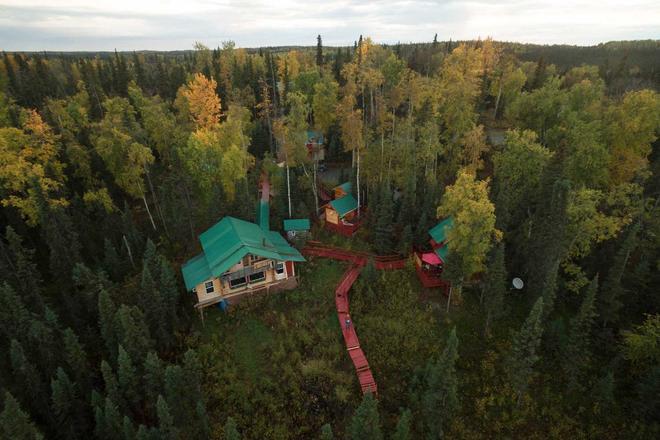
[181,216,305,310]
[415,217,453,291]
[324,183,361,236]
[283,218,311,241]
[306,130,325,162]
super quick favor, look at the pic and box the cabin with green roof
[324,182,361,236]
[181,211,305,310]
[306,130,325,162]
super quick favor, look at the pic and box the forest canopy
[1,37,659,439]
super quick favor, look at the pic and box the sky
[0,0,659,51]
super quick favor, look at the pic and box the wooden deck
[195,276,298,309]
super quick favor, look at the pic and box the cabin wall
[194,258,296,306]
[326,207,339,224]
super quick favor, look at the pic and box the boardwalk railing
[302,244,410,395]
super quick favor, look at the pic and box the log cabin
[181,216,305,311]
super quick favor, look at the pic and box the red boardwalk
[302,244,407,396]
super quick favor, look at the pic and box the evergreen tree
[421,327,459,439]
[399,224,413,256]
[103,238,123,282]
[373,185,394,254]
[117,345,139,409]
[9,339,48,420]
[143,351,165,416]
[320,423,334,440]
[156,395,177,440]
[224,416,241,440]
[392,408,412,440]
[483,242,507,335]
[34,179,81,284]
[562,275,598,386]
[0,392,44,440]
[525,166,570,319]
[50,367,82,439]
[316,35,324,67]
[62,328,91,394]
[348,393,382,440]
[113,305,153,364]
[3,226,44,312]
[599,223,639,326]
[122,416,136,440]
[0,283,31,345]
[100,361,123,413]
[507,297,544,404]
[98,289,117,359]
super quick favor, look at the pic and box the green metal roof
[306,130,324,144]
[181,216,305,290]
[335,182,352,193]
[181,253,213,292]
[429,217,454,244]
[434,245,449,263]
[329,194,358,218]
[283,218,311,231]
[256,200,269,231]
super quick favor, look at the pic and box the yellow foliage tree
[178,73,221,130]
[0,110,67,225]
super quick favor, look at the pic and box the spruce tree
[62,328,91,396]
[103,238,123,282]
[348,393,382,440]
[50,367,81,439]
[98,289,117,359]
[143,351,165,416]
[224,416,241,440]
[100,360,123,413]
[0,392,44,440]
[483,242,507,335]
[562,275,599,385]
[117,345,139,409]
[373,185,394,254]
[392,408,412,440]
[599,223,639,326]
[421,327,459,439]
[320,423,334,440]
[4,226,44,312]
[9,339,48,419]
[156,395,177,440]
[0,283,31,345]
[34,179,81,284]
[507,297,544,404]
[113,305,153,364]
[316,35,324,67]
[158,257,179,339]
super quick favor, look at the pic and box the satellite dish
[512,278,524,290]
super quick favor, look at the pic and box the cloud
[0,0,658,50]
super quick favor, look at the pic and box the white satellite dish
[512,278,524,290]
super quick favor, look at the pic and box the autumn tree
[437,169,501,310]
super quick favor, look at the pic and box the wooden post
[199,307,205,326]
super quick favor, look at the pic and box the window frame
[204,281,214,294]
[248,271,266,284]
[229,277,247,289]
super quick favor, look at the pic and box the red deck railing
[302,244,411,396]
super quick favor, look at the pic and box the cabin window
[204,281,214,294]
[275,262,285,275]
[249,271,266,283]
[229,277,247,289]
